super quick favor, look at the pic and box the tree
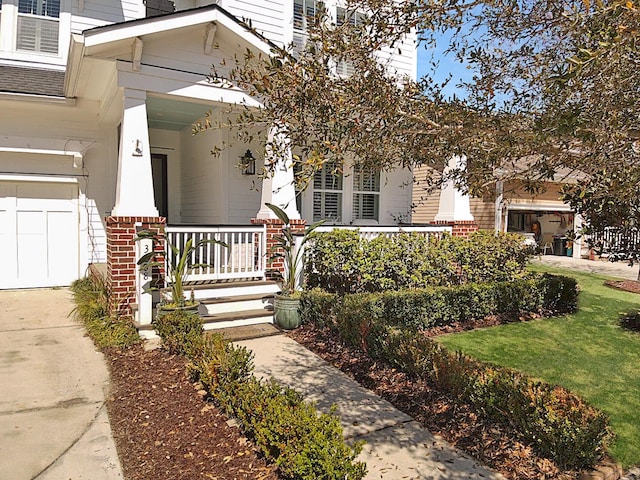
[196,0,640,259]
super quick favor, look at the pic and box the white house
[0,0,418,296]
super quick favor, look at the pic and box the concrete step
[199,293,274,315]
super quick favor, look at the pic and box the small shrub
[299,289,340,327]
[70,275,139,348]
[153,309,203,355]
[188,334,367,480]
[542,274,579,314]
[619,311,640,332]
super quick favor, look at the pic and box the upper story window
[16,0,60,53]
[292,0,322,56]
[145,0,175,18]
[335,6,366,77]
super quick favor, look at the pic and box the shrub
[187,334,367,480]
[153,309,203,355]
[323,321,610,470]
[619,311,640,332]
[305,230,531,293]
[70,274,139,348]
[300,275,577,333]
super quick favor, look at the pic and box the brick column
[434,220,479,238]
[106,216,165,318]
[252,217,306,281]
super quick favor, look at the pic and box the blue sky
[416,31,474,99]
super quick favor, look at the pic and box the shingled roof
[0,65,66,97]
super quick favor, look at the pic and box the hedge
[299,275,610,470]
[300,274,579,331]
[156,310,366,480]
[305,230,532,293]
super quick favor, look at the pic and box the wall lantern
[240,149,256,175]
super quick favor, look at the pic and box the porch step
[200,309,275,330]
[199,293,274,315]
[175,280,281,300]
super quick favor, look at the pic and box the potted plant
[266,203,324,329]
[137,231,227,312]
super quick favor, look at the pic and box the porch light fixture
[133,139,143,157]
[240,149,256,175]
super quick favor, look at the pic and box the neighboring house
[411,165,586,258]
[0,0,418,292]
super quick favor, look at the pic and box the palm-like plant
[137,231,227,308]
[266,203,324,296]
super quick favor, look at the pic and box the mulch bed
[103,345,279,480]
[288,324,578,480]
[604,279,640,295]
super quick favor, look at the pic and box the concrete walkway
[533,254,640,280]
[237,335,505,480]
[0,288,123,480]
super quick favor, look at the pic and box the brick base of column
[434,220,479,238]
[252,217,306,281]
[106,216,166,318]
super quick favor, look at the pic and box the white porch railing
[166,225,267,282]
[315,225,452,240]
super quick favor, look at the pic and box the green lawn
[437,264,640,468]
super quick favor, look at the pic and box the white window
[313,162,343,223]
[292,0,322,56]
[16,0,59,54]
[352,166,380,221]
[335,6,366,77]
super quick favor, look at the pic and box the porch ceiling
[146,96,211,131]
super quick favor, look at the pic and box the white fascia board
[117,64,263,108]
[0,174,79,184]
[0,92,75,105]
[84,9,272,57]
[506,202,573,212]
[65,34,85,98]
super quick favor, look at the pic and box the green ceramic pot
[273,295,301,330]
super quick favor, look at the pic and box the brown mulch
[288,324,577,480]
[103,345,279,480]
[604,279,640,295]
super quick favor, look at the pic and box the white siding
[71,0,144,33]
[218,0,289,47]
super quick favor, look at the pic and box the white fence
[315,225,452,240]
[165,225,267,282]
[167,224,452,285]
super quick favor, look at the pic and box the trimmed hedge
[305,230,532,293]
[299,275,609,470]
[187,333,367,480]
[300,274,578,331]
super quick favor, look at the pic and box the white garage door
[0,180,80,289]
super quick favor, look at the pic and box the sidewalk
[0,288,123,480]
[237,335,505,480]
[533,254,640,280]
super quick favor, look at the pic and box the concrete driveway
[0,288,123,480]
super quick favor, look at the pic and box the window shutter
[17,16,59,53]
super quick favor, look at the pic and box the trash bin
[553,236,566,256]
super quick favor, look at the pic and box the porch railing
[315,225,452,240]
[166,225,267,283]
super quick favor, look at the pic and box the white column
[434,155,474,222]
[573,214,583,259]
[256,124,301,220]
[135,234,153,326]
[111,88,159,217]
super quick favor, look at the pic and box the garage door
[0,180,80,289]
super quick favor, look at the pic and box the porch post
[106,88,165,325]
[434,155,478,238]
[112,88,158,217]
[253,123,305,281]
[256,123,301,221]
